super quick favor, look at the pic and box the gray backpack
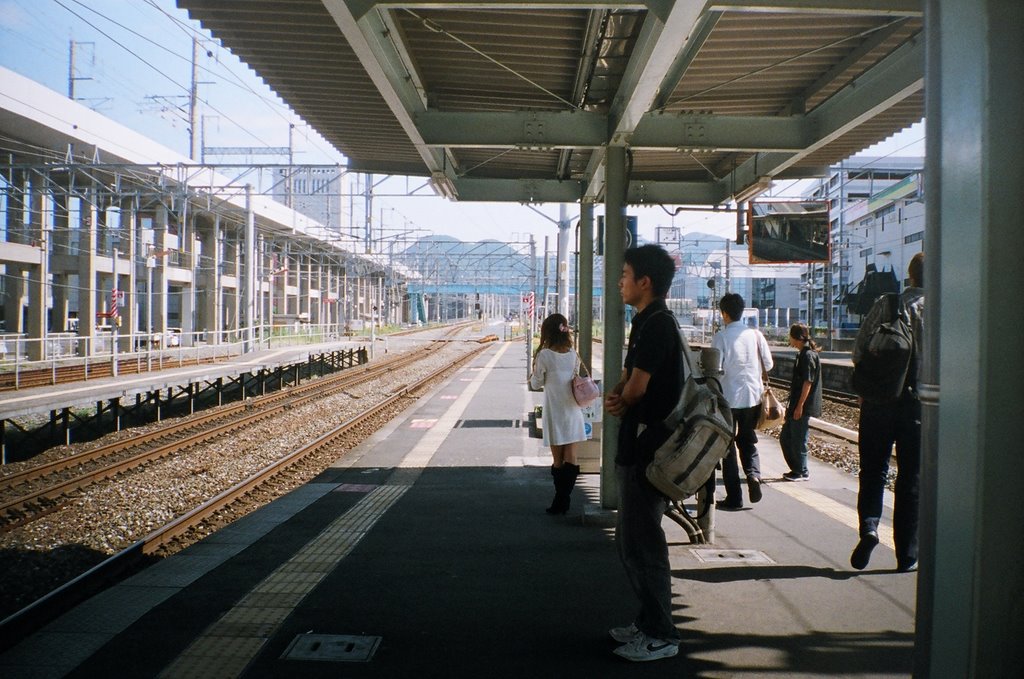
[646,342,734,501]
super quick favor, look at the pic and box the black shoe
[746,476,762,503]
[896,559,918,573]
[782,471,809,482]
[715,499,743,511]
[851,531,879,570]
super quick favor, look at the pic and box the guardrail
[0,323,363,391]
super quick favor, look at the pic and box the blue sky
[0,0,925,246]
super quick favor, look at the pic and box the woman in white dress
[529,313,587,514]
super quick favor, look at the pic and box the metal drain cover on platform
[690,549,775,565]
[281,634,381,663]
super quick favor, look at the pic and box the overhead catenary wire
[49,0,317,162]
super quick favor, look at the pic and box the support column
[557,204,570,319]
[51,192,72,334]
[77,192,98,356]
[118,198,137,353]
[243,185,256,351]
[578,201,595,373]
[153,203,169,338]
[27,244,49,359]
[199,216,219,344]
[600,144,627,509]
[921,0,1024,676]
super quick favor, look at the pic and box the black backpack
[852,293,915,403]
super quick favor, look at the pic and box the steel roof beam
[323,1,449,179]
[443,175,724,205]
[781,17,910,115]
[344,2,658,21]
[719,32,924,199]
[631,113,805,151]
[417,110,813,153]
[706,0,922,16]
[416,111,607,148]
[627,179,726,205]
[452,177,584,203]
[582,1,708,200]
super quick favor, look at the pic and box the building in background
[803,157,925,338]
[272,167,344,234]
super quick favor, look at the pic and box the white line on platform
[399,343,510,468]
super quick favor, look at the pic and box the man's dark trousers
[615,463,680,642]
[721,405,761,503]
[857,394,921,566]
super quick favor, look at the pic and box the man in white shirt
[712,293,774,510]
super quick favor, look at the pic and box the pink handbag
[572,361,600,407]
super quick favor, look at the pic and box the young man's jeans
[721,405,761,502]
[857,395,921,565]
[615,463,680,643]
[780,413,811,475]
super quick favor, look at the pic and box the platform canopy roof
[176,0,923,206]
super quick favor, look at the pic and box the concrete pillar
[243,186,256,349]
[199,217,220,344]
[601,144,627,508]
[919,1,1024,676]
[77,194,98,356]
[20,180,48,360]
[153,203,169,336]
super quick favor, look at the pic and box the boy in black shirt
[604,245,683,662]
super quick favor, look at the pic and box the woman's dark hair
[538,313,572,354]
[789,323,819,351]
[623,244,676,298]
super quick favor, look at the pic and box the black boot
[545,465,563,514]
[560,463,580,513]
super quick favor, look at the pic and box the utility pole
[68,39,75,99]
[287,124,295,208]
[364,173,373,254]
[189,37,200,161]
[67,40,95,100]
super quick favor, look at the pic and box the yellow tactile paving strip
[158,344,510,678]
[772,482,896,552]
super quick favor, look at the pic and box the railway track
[0,342,461,531]
[0,337,489,646]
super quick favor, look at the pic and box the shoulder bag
[572,357,600,407]
[756,334,785,429]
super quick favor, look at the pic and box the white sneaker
[608,622,641,643]
[612,633,679,662]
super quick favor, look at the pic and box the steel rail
[0,342,489,650]
[0,347,438,524]
[0,346,438,492]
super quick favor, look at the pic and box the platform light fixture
[429,172,458,200]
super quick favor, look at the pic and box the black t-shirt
[616,301,684,466]
[788,346,822,417]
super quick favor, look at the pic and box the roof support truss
[719,31,924,198]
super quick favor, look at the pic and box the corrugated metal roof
[176,0,924,205]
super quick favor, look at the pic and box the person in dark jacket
[850,252,925,572]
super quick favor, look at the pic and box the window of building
[904,231,924,244]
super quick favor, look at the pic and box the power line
[50,0,291,158]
